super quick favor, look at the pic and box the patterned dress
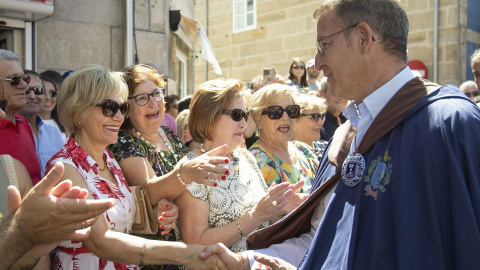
[108,127,189,270]
[47,136,137,270]
[183,148,269,252]
[249,141,315,194]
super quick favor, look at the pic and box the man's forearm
[0,216,35,270]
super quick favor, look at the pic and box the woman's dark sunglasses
[292,66,305,70]
[47,89,58,98]
[95,99,129,117]
[1,75,31,87]
[300,112,325,122]
[129,88,165,106]
[261,105,300,119]
[0,99,7,112]
[25,86,45,95]
[222,109,249,122]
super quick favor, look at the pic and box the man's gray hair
[470,48,480,65]
[0,49,21,61]
[314,0,409,63]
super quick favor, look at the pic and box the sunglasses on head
[1,75,31,87]
[300,112,325,122]
[222,109,249,122]
[465,91,480,98]
[261,105,300,120]
[129,88,164,106]
[0,99,7,112]
[95,99,129,117]
[25,86,45,95]
[292,65,305,70]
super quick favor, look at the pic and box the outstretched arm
[0,162,115,269]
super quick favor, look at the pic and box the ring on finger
[272,200,278,207]
[82,221,85,229]
[207,171,212,177]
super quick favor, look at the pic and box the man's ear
[356,22,375,54]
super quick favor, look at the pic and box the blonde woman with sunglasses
[249,84,316,194]
[293,94,329,161]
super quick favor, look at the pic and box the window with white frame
[233,0,256,33]
[175,50,187,97]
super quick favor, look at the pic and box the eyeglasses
[47,89,58,98]
[0,99,7,112]
[129,88,165,106]
[261,105,300,120]
[300,112,325,122]
[25,86,45,95]
[292,66,305,70]
[0,75,31,87]
[316,23,359,56]
[95,99,129,117]
[465,91,480,98]
[222,109,249,122]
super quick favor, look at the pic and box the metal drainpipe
[205,0,208,82]
[457,0,462,85]
[124,0,134,67]
[433,0,439,83]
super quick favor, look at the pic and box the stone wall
[194,0,471,87]
[36,0,170,76]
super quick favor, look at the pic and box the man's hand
[200,243,245,270]
[13,162,115,244]
[253,253,296,270]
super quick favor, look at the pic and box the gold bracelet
[140,242,147,266]
[236,218,245,238]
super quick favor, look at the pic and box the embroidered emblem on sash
[364,150,393,200]
[341,153,365,187]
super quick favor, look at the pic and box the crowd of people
[1,0,480,269]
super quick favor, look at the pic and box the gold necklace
[98,154,108,172]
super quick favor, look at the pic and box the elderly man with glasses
[0,49,42,185]
[17,70,64,177]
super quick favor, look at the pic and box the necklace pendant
[341,152,366,187]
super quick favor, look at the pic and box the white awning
[0,0,54,22]
[178,15,222,75]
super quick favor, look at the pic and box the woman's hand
[250,182,293,222]
[156,199,178,236]
[181,144,231,187]
[261,66,286,87]
[279,180,308,215]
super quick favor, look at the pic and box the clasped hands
[193,243,296,270]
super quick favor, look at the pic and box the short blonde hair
[176,109,190,143]
[58,65,128,134]
[189,79,246,143]
[250,83,298,122]
[296,94,327,114]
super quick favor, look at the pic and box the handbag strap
[0,155,19,189]
[0,155,19,217]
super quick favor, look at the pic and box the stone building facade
[0,0,197,96]
[194,0,480,87]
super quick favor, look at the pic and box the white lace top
[183,147,269,252]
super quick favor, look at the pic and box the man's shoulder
[407,84,480,120]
